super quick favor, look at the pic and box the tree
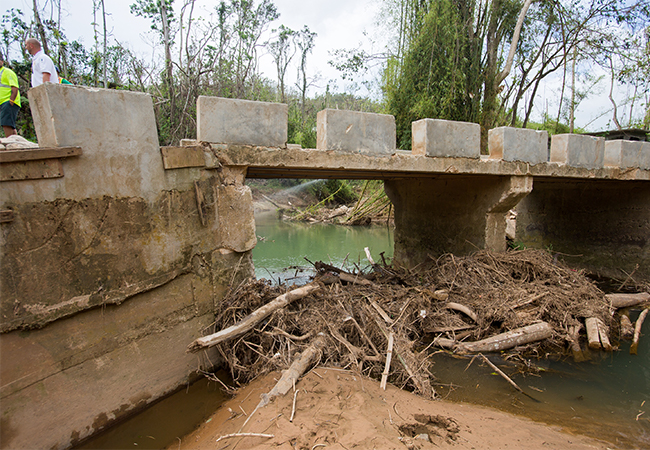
[268,24,296,103]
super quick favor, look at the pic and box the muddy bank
[171,369,611,450]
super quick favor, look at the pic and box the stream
[76,213,649,449]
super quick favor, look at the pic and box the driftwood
[585,317,612,351]
[631,309,649,355]
[445,302,478,323]
[187,282,321,352]
[215,433,274,443]
[436,322,553,353]
[313,260,373,285]
[380,332,394,390]
[620,315,635,339]
[567,324,586,362]
[606,292,650,309]
[240,335,326,432]
[478,353,539,402]
[368,302,433,397]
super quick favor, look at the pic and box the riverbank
[171,369,612,450]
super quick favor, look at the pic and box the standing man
[0,51,21,137]
[24,38,58,87]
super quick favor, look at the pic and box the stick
[380,332,394,390]
[369,300,393,324]
[215,433,273,443]
[478,354,540,403]
[445,302,478,323]
[187,282,320,352]
[290,389,299,422]
[364,247,376,265]
[631,308,649,355]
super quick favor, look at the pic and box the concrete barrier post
[488,127,548,164]
[411,119,480,158]
[550,134,605,169]
[604,140,650,170]
[317,109,396,155]
[197,96,288,147]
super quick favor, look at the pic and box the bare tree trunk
[32,0,49,54]
[608,57,622,130]
[570,47,576,133]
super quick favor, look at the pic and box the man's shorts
[0,101,19,128]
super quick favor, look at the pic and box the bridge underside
[214,144,650,282]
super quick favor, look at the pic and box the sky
[8,0,640,132]
[10,0,385,97]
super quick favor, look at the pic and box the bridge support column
[385,175,532,268]
[516,179,650,281]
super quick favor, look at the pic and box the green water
[252,211,394,284]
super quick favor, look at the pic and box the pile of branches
[188,249,649,397]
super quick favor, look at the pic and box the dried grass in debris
[208,249,617,397]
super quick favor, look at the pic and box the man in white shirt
[24,38,58,87]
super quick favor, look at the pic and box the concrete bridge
[1,85,648,449]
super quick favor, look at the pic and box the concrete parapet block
[488,127,548,164]
[317,109,396,155]
[197,96,288,147]
[604,140,650,170]
[25,83,163,201]
[412,119,480,158]
[550,134,605,169]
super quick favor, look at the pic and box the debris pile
[189,249,650,398]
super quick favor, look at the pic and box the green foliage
[308,180,358,205]
[385,0,482,149]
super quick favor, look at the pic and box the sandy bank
[172,369,611,450]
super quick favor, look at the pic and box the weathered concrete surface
[25,84,165,202]
[488,127,548,164]
[317,109,396,155]
[411,119,480,158]
[550,134,605,169]
[1,85,256,450]
[516,178,650,281]
[212,144,650,181]
[385,175,533,267]
[604,140,650,170]
[196,96,288,148]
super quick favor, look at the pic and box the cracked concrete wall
[0,85,256,449]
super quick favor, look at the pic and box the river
[76,214,649,449]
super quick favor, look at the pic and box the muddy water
[74,375,230,450]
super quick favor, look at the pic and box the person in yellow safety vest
[0,51,21,138]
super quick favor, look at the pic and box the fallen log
[606,292,650,309]
[443,322,553,354]
[585,317,612,351]
[620,314,634,339]
[240,335,326,432]
[187,282,321,353]
[631,309,649,355]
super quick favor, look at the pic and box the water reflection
[253,212,394,284]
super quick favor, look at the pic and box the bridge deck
[212,145,650,181]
